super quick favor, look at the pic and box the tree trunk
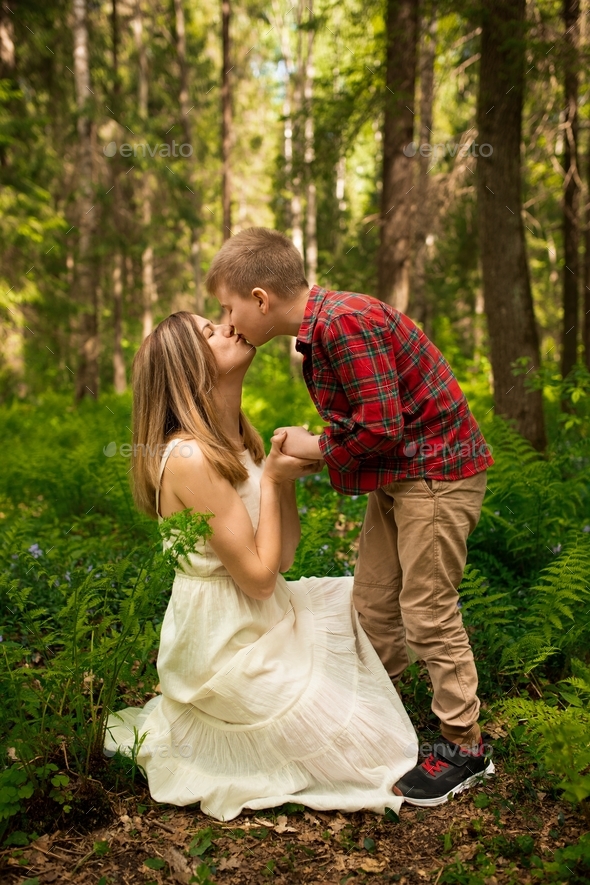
[221,0,232,240]
[409,11,436,330]
[141,193,156,340]
[561,0,580,380]
[112,254,126,392]
[111,0,126,393]
[133,0,157,339]
[304,0,317,287]
[73,0,99,401]
[377,0,419,310]
[476,0,546,449]
[585,141,590,370]
[174,0,203,313]
[0,5,14,83]
[291,1,304,256]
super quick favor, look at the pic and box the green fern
[459,564,515,659]
[501,662,590,805]
[500,532,590,675]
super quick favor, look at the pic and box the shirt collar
[296,285,328,344]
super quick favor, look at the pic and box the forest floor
[1,737,586,885]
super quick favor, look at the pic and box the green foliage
[499,534,590,676]
[501,660,590,806]
[0,495,211,837]
[189,827,216,858]
[458,564,515,660]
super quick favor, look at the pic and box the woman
[105,311,417,821]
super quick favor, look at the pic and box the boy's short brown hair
[205,227,308,300]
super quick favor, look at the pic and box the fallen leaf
[304,811,319,825]
[359,857,386,873]
[329,817,347,834]
[254,817,275,827]
[274,815,297,834]
[333,856,347,871]
[298,830,323,843]
[218,856,242,871]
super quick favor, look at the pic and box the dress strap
[156,438,184,519]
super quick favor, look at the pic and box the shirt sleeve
[317,310,404,474]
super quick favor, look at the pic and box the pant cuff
[440,722,482,750]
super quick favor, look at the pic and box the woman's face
[194,316,256,376]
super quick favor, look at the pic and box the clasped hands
[268,427,324,480]
[272,425,324,477]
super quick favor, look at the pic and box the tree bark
[561,0,580,380]
[221,0,232,240]
[304,0,317,287]
[409,11,436,332]
[112,254,126,392]
[476,0,546,449]
[132,0,157,339]
[0,5,14,80]
[377,0,419,310]
[73,0,99,401]
[585,141,590,370]
[174,0,203,313]
[110,0,126,393]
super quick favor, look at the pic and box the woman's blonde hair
[131,311,264,518]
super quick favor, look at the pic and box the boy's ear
[251,287,270,314]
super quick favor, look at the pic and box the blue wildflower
[28,544,43,559]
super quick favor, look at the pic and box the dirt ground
[1,753,586,885]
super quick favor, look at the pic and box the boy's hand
[274,426,324,462]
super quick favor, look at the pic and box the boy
[205,228,495,807]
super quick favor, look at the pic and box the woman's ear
[251,287,270,314]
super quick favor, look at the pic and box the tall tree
[476,0,546,449]
[111,0,126,393]
[174,0,203,313]
[72,0,99,401]
[132,0,157,340]
[561,0,581,380]
[586,143,590,371]
[221,0,232,239]
[303,0,317,287]
[377,0,419,310]
[409,10,436,336]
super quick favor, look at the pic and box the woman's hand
[263,430,323,485]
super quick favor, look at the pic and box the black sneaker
[394,737,495,807]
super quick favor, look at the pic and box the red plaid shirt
[296,286,494,495]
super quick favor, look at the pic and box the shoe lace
[422,753,449,776]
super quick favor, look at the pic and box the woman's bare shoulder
[165,438,233,497]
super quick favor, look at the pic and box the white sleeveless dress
[104,438,418,821]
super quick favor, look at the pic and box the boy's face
[216,285,276,347]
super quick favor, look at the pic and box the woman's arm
[164,435,316,600]
[279,481,301,573]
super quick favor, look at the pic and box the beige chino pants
[353,472,487,748]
